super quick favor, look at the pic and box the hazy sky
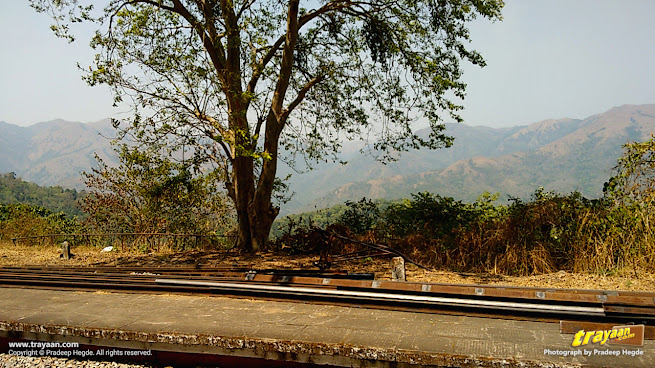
[1,1,654,128]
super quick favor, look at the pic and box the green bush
[337,198,381,234]
[0,203,82,241]
[383,192,477,241]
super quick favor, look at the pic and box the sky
[1,1,654,128]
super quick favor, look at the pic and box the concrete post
[61,241,71,260]
[391,256,406,281]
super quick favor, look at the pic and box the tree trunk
[232,155,255,252]
[248,167,280,251]
[232,152,279,252]
[248,200,278,252]
[248,111,284,251]
[225,0,293,252]
[230,117,281,252]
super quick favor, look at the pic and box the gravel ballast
[0,354,156,368]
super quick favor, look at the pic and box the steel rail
[2,266,655,323]
[156,278,607,316]
[0,268,374,282]
[2,266,654,307]
[2,266,654,306]
[49,266,350,273]
[0,270,347,288]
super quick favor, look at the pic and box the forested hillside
[0,172,83,217]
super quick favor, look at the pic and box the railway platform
[0,286,652,367]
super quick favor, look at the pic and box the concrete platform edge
[0,320,584,368]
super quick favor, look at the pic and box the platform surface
[0,286,652,367]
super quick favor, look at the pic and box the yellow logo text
[571,327,634,347]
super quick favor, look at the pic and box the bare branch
[237,0,257,20]
[170,0,228,83]
[281,74,325,123]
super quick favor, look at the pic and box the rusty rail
[1,266,654,325]
[315,228,432,271]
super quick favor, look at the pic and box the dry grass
[0,240,162,266]
[1,240,653,292]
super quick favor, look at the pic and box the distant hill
[292,104,655,211]
[0,119,117,189]
[1,104,654,215]
[0,172,84,217]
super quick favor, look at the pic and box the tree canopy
[31,0,504,251]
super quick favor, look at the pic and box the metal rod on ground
[316,228,433,271]
[331,252,390,263]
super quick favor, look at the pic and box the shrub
[0,203,82,242]
[337,198,381,234]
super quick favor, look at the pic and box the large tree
[32,0,503,252]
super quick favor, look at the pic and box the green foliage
[598,135,655,273]
[604,134,655,205]
[82,143,234,238]
[469,191,507,221]
[272,133,655,275]
[270,204,346,239]
[485,189,601,274]
[282,175,653,276]
[0,203,82,241]
[0,172,84,218]
[384,192,478,240]
[338,198,381,235]
[269,215,322,255]
[268,134,655,276]
[0,173,84,242]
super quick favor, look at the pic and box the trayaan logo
[571,325,644,347]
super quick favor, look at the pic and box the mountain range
[1,104,654,214]
[279,104,655,213]
[0,119,117,188]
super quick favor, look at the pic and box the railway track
[1,266,654,327]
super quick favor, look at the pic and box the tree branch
[280,75,325,123]
[237,0,257,20]
[245,0,355,100]
[169,0,228,84]
[270,0,300,118]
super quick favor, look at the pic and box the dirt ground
[1,241,654,291]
